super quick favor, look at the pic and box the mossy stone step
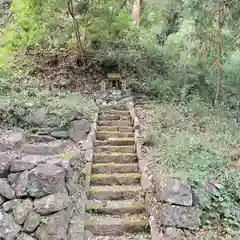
[92,163,139,174]
[98,120,132,127]
[86,200,145,215]
[99,105,129,111]
[97,131,134,140]
[97,126,134,133]
[94,153,137,163]
[98,115,131,121]
[95,145,135,153]
[91,173,141,186]
[85,214,149,236]
[99,110,130,116]
[88,185,141,200]
[108,138,135,146]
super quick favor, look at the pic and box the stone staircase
[84,104,151,239]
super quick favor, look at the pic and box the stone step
[22,141,66,155]
[85,214,149,236]
[99,110,130,116]
[92,163,139,174]
[91,173,141,186]
[108,138,135,146]
[98,120,132,127]
[95,138,135,146]
[88,185,141,200]
[95,145,135,153]
[94,233,151,240]
[98,115,131,121]
[99,105,129,111]
[86,200,145,215]
[97,132,134,140]
[97,126,134,133]
[94,153,137,163]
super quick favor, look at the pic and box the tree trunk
[132,0,140,25]
[214,2,222,105]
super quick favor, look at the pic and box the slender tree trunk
[214,2,222,105]
[67,0,84,56]
[132,0,140,25]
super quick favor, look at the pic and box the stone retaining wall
[0,151,74,240]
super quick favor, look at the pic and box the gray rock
[0,153,14,177]
[0,209,21,240]
[0,195,5,205]
[36,210,69,240]
[13,198,33,225]
[156,178,192,206]
[34,193,71,215]
[12,170,29,197]
[6,132,25,149]
[8,173,21,184]
[160,204,201,230]
[27,163,66,197]
[2,199,21,212]
[27,134,56,142]
[50,131,69,139]
[17,233,36,240]
[0,179,15,199]
[68,119,89,143]
[11,155,47,172]
[26,108,46,126]
[23,212,40,233]
[22,141,65,155]
[44,115,62,127]
[164,227,185,239]
[37,128,55,135]
[193,182,218,208]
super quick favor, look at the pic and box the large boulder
[160,204,201,230]
[10,155,47,172]
[156,178,192,206]
[0,153,14,177]
[2,199,21,212]
[25,108,47,126]
[0,179,15,199]
[0,209,22,240]
[68,119,90,143]
[12,198,33,225]
[27,163,66,197]
[35,210,69,240]
[17,233,37,240]
[34,193,71,215]
[5,132,25,149]
[23,212,40,233]
[12,170,29,197]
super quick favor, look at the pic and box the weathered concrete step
[94,153,137,163]
[97,131,134,140]
[97,126,134,132]
[99,105,129,111]
[85,214,149,236]
[98,115,131,121]
[98,120,132,127]
[88,185,141,200]
[86,200,145,215]
[92,163,139,174]
[99,110,130,116]
[95,145,135,153]
[95,138,135,146]
[91,173,141,186]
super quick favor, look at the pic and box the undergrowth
[143,97,240,238]
[0,74,97,127]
